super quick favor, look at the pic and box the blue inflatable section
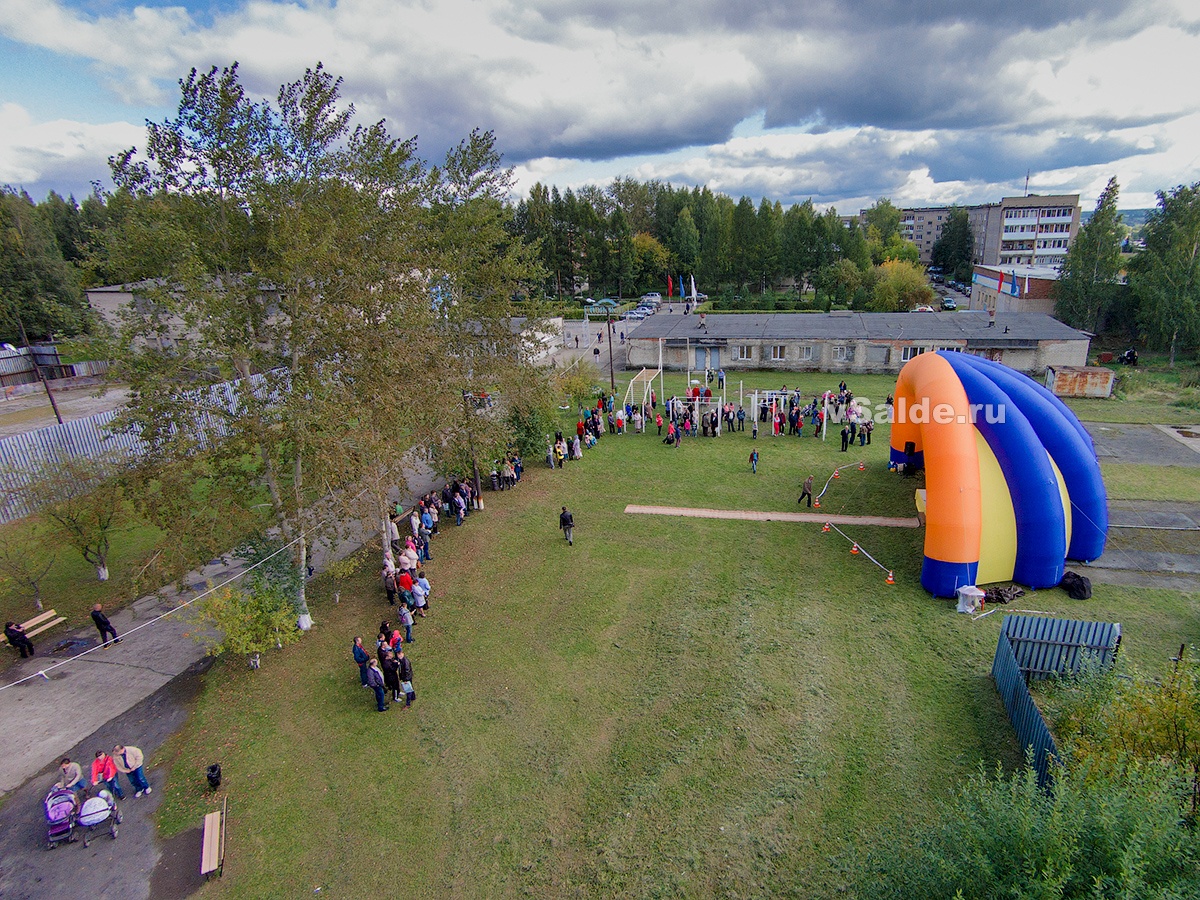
[942,353,1067,588]
[952,354,1107,561]
[922,558,979,600]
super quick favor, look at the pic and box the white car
[913,305,935,313]
[641,292,662,302]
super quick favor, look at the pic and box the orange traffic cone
[886,571,895,584]
[858,462,865,471]
[850,543,859,555]
[813,498,821,508]
[821,522,830,533]
[833,469,840,479]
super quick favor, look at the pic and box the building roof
[975,264,1060,281]
[630,311,1087,346]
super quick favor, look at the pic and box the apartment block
[856,194,1081,268]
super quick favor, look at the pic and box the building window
[735,345,752,361]
[798,345,813,361]
[771,345,786,361]
[833,346,854,362]
[901,346,925,362]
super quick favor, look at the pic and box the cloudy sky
[2,0,1199,213]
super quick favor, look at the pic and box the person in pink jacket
[90,750,124,799]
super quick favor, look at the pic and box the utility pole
[16,314,63,425]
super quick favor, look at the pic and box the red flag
[667,276,673,298]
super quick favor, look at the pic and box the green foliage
[507,403,558,459]
[1055,178,1124,332]
[191,579,302,663]
[0,187,86,342]
[931,206,976,284]
[16,453,127,581]
[859,762,1200,899]
[871,259,935,311]
[555,360,603,410]
[1132,182,1200,365]
[1050,652,1200,816]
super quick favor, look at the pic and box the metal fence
[991,613,1122,790]
[992,627,1060,789]
[1003,615,1122,679]
[0,373,269,524]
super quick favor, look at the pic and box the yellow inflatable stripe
[975,429,1016,585]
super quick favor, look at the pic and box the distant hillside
[1081,208,1153,226]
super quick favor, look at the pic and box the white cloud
[0,103,144,192]
[2,0,1200,209]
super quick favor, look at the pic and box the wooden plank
[201,810,223,875]
[24,616,66,639]
[1,610,58,644]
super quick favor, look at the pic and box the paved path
[625,504,921,528]
[0,464,438,798]
[1085,422,1200,467]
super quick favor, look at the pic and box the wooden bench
[1,609,66,647]
[200,796,227,878]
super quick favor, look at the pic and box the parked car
[695,292,708,300]
[641,292,662,302]
[636,304,656,315]
[941,297,957,310]
[912,305,935,313]
[622,310,646,321]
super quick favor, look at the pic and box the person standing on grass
[398,604,415,645]
[353,636,371,686]
[366,659,388,711]
[840,425,850,452]
[417,571,432,610]
[91,750,124,799]
[749,449,759,474]
[397,649,416,710]
[381,649,402,703]
[799,475,815,508]
[656,412,663,435]
[91,603,120,646]
[4,621,35,658]
[113,744,151,797]
[559,506,575,545]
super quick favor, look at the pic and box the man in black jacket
[397,649,416,709]
[4,621,35,658]
[91,603,120,646]
[559,506,574,545]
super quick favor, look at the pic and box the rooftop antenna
[1024,170,1030,197]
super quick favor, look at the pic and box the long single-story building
[625,311,1089,376]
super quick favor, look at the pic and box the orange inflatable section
[891,352,981,565]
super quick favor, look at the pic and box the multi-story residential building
[991,195,1079,267]
[854,194,1082,268]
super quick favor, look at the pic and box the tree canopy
[1054,178,1124,333]
[1131,182,1200,365]
[105,63,548,627]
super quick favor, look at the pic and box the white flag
[690,274,696,300]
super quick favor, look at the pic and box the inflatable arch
[889,352,1107,598]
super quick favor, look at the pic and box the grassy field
[1100,462,1200,501]
[150,396,1200,899]
[1064,361,1200,424]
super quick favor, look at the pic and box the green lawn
[150,398,1200,899]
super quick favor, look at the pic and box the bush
[857,762,1200,899]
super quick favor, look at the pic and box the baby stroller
[44,786,79,848]
[78,788,121,847]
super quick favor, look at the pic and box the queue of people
[359,482,483,713]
